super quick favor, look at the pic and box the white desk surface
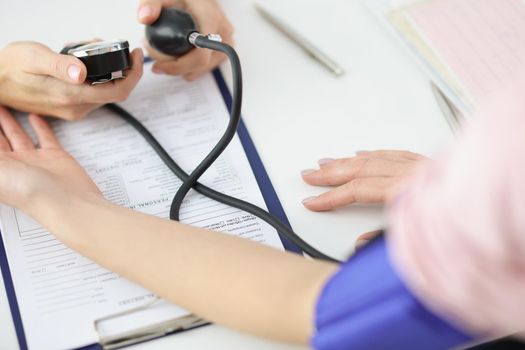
[0,0,452,349]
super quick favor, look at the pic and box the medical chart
[0,66,284,350]
[405,0,525,106]
[366,0,525,114]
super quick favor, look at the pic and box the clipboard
[0,68,302,350]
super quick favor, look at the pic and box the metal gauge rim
[68,40,129,58]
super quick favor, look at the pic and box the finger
[302,177,395,212]
[0,128,11,152]
[68,48,144,105]
[356,150,426,162]
[183,51,227,81]
[152,48,213,76]
[25,42,87,84]
[137,1,161,24]
[355,230,383,250]
[356,230,383,243]
[107,48,145,98]
[137,0,184,24]
[302,157,410,187]
[23,94,100,120]
[61,103,100,121]
[316,151,422,168]
[0,107,34,151]
[28,114,61,149]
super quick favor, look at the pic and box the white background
[0,0,452,349]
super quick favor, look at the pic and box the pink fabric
[387,80,525,340]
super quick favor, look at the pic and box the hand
[0,41,144,120]
[0,106,101,213]
[301,150,426,211]
[137,0,234,80]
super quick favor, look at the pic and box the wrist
[27,187,109,243]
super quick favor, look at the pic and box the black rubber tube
[104,37,341,263]
[169,37,242,222]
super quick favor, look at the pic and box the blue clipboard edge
[211,69,302,255]
[0,66,301,350]
[0,222,27,349]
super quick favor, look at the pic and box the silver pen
[255,4,345,77]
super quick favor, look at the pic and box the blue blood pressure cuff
[312,235,474,350]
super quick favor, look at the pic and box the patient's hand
[0,42,144,120]
[301,150,426,211]
[0,107,101,213]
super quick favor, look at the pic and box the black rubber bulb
[145,8,197,57]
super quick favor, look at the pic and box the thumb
[30,44,87,84]
[137,0,163,24]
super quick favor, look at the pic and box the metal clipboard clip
[94,296,208,350]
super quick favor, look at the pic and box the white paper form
[0,65,285,350]
[403,0,525,107]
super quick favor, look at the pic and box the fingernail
[138,5,153,20]
[318,158,335,166]
[355,239,370,251]
[301,169,316,176]
[137,48,144,62]
[67,64,81,82]
[151,66,165,74]
[302,196,317,205]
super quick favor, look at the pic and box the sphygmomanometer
[64,8,339,263]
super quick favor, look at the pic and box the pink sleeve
[386,80,525,340]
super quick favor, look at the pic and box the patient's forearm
[32,193,337,344]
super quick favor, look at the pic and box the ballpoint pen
[255,3,345,77]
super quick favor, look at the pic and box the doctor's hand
[137,0,234,80]
[0,42,144,121]
[0,107,101,215]
[301,150,427,212]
